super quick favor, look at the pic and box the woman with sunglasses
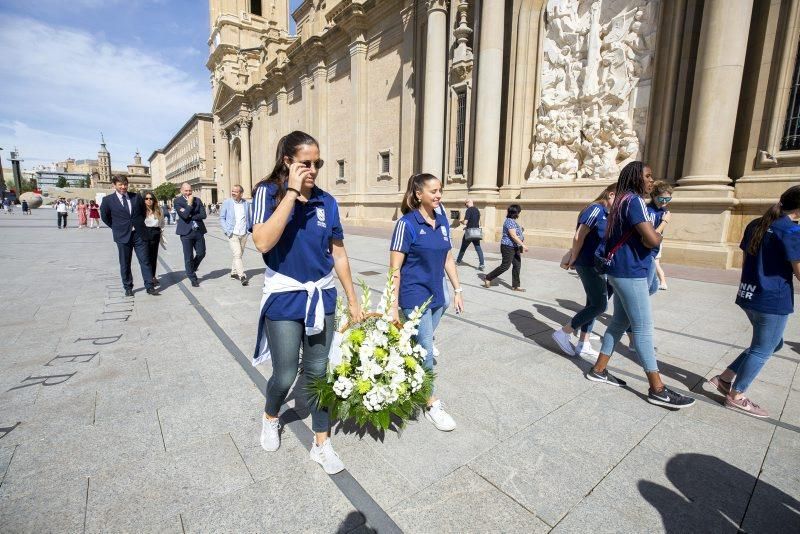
[709,186,800,418]
[251,130,362,474]
[143,193,166,287]
[647,182,673,292]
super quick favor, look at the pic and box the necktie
[121,194,130,214]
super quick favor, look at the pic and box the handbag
[464,227,483,242]
[594,227,636,275]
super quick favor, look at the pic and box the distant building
[36,170,90,188]
[152,113,216,203]
[148,149,166,188]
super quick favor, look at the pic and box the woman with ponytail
[552,183,616,358]
[585,161,695,409]
[389,173,464,431]
[251,131,362,473]
[709,186,800,418]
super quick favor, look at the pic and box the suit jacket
[219,198,253,236]
[174,195,207,236]
[99,192,148,244]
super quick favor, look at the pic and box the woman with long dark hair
[709,186,800,417]
[585,161,695,409]
[552,184,616,358]
[143,193,165,287]
[483,204,527,291]
[389,173,464,431]
[251,131,362,473]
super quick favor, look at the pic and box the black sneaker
[585,368,627,387]
[240,275,249,286]
[191,280,200,287]
[230,273,238,279]
[647,387,696,409]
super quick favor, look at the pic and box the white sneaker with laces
[310,438,345,474]
[575,342,599,358]
[260,416,281,452]
[425,399,456,431]
[552,329,576,356]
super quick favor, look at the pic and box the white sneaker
[260,416,281,452]
[424,400,456,431]
[575,342,599,358]
[551,329,576,356]
[588,333,600,341]
[310,438,345,474]
[433,345,440,358]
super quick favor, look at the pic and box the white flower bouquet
[310,272,434,431]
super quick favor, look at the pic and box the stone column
[277,85,288,136]
[239,117,253,197]
[421,0,448,179]
[349,33,369,195]
[677,0,754,195]
[470,0,504,196]
[312,59,328,189]
[218,129,231,200]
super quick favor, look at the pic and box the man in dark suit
[174,182,207,287]
[100,175,159,297]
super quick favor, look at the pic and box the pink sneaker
[709,375,732,395]
[725,395,769,418]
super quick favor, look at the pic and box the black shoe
[146,287,160,296]
[230,273,238,279]
[124,289,134,297]
[240,276,249,286]
[647,387,696,409]
[190,279,200,287]
[152,277,160,287]
[585,368,627,387]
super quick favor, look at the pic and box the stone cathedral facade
[208,0,800,269]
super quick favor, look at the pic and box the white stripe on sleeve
[253,186,266,223]
[392,220,405,251]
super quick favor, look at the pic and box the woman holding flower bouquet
[251,131,362,474]
[389,173,464,431]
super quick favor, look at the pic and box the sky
[0,0,304,170]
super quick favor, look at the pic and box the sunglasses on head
[291,157,324,170]
[657,196,672,203]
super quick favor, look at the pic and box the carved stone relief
[528,0,660,181]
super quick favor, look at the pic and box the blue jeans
[263,315,334,432]
[726,308,788,393]
[600,276,658,372]
[402,306,445,374]
[456,238,485,266]
[647,260,659,295]
[571,266,609,335]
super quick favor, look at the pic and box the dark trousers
[57,213,67,228]
[146,230,161,280]
[486,244,521,288]
[456,238,485,266]
[116,231,153,291]
[263,315,334,432]
[181,231,206,281]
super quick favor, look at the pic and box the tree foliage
[56,176,69,188]
[153,182,178,201]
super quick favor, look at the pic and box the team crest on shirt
[316,207,326,228]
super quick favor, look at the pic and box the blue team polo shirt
[736,215,800,315]
[605,194,654,278]
[252,182,343,321]
[574,203,608,267]
[391,209,451,310]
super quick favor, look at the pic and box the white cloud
[0,15,209,167]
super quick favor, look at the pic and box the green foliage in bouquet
[310,271,435,431]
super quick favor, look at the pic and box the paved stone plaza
[1,209,799,533]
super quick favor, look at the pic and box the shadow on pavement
[639,453,800,533]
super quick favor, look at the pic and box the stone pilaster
[421,0,448,180]
[218,129,231,199]
[677,0,754,196]
[470,0,504,196]
[238,115,253,197]
[349,34,369,196]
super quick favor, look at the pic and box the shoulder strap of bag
[605,227,636,259]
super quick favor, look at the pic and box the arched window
[781,37,800,151]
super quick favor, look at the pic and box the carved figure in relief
[529,0,659,182]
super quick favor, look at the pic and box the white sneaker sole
[424,411,456,432]
[310,452,345,474]
[260,436,280,452]
[647,396,696,409]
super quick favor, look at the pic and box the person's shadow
[639,453,799,533]
[199,268,231,282]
